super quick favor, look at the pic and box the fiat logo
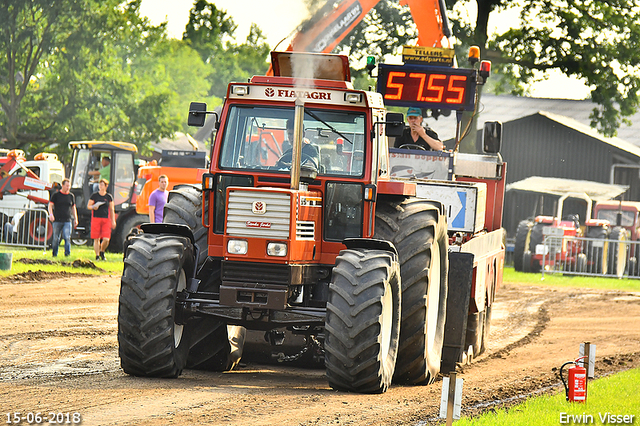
[265,88,275,97]
[252,201,267,214]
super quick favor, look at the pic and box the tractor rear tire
[464,310,484,359]
[163,185,207,266]
[607,227,627,278]
[576,253,587,273]
[20,211,53,246]
[586,226,608,274]
[528,223,545,272]
[480,304,492,355]
[163,185,246,371]
[186,321,246,371]
[514,219,533,271]
[110,214,147,253]
[325,249,401,393]
[374,199,448,385]
[118,234,194,377]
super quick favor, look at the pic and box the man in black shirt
[48,178,78,257]
[394,107,444,151]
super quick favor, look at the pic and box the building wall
[487,115,640,235]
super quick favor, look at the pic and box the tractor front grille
[226,190,290,239]
[222,261,292,286]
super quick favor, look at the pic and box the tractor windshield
[596,209,635,227]
[219,105,366,177]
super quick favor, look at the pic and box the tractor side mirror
[385,112,405,138]
[188,102,207,127]
[483,121,502,153]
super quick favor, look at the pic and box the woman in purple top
[148,175,169,223]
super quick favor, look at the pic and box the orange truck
[134,150,208,216]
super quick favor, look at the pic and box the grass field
[454,367,640,425]
[503,267,640,293]
[0,244,124,277]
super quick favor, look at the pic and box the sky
[138,0,591,100]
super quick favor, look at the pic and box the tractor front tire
[325,249,401,393]
[375,199,449,385]
[163,185,246,371]
[514,219,533,271]
[118,234,195,377]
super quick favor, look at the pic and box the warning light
[480,60,492,81]
[468,46,480,64]
[366,56,376,76]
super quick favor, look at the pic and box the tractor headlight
[227,239,248,255]
[267,242,287,257]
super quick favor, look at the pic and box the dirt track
[1,273,639,425]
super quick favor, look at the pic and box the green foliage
[487,0,640,137]
[454,367,640,425]
[337,1,416,60]
[0,0,272,162]
[0,0,183,160]
[182,1,271,99]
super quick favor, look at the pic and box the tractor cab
[68,141,138,241]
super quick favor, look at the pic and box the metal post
[290,98,304,190]
[446,372,457,426]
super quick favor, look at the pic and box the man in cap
[394,107,444,151]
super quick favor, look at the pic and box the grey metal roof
[427,94,640,148]
[506,176,629,201]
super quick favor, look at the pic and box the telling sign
[377,63,477,111]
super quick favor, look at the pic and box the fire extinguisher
[560,356,588,402]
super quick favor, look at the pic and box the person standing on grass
[87,179,116,261]
[48,178,78,257]
[148,175,169,223]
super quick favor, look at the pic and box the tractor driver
[394,107,444,151]
[278,120,319,169]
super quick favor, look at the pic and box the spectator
[148,175,169,223]
[394,107,444,151]
[87,179,116,261]
[89,156,111,192]
[48,178,78,257]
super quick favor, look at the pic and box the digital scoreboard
[377,63,478,111]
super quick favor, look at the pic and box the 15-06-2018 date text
[5,412,81,424]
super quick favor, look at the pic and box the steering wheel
[276,149,318,170]
[398,143,426,150]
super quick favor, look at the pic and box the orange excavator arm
[268,0,451,75]
[401,0,451,48]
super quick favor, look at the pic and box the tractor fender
[342,238,398,256]
[440,251,474,374]
[135,223,199,282]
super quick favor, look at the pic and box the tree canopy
[339,0,640,137]
[0,0,271,160]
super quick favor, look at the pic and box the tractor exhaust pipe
[291,98,304,190]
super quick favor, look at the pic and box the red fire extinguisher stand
[560,356,588,402]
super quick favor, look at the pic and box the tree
[0,0,180,158]
[182,1,271,99]
[338,0,640,137]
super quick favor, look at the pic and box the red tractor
[117,51,505,393]
[516,193,624,275]
[593,200,640,275]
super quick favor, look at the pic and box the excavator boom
[285,0,450,53]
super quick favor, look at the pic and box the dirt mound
[0,270,93,283]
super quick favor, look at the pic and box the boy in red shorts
[87,179,116,260]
